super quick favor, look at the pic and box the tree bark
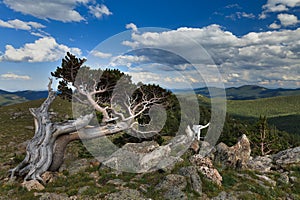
[9,80,93,182]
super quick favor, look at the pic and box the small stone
[21,180,45,191]
[278,172,289,184]
[289,176,297,183]
[256,174,276,187]
[25,126,34,130]
[78,186,90,195]
[189,140,200,153]
[42,171,56,183]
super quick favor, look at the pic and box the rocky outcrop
[247,155,274,172]
[248,146,300,172]
[104,141,183,173]
[273,146,300,168]
[190,155,222,186]
[214,134,251,169]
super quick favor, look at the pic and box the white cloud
[126,23,138,32]
[3,0,112,22]
[262,0,300,13]
[226,12,256,20]
[88,4,112,19]
[277,13,299,26]
[0,19,45,30]
[110,55,149,67]
[269,22,281,29]
[121,25,300,88]
[261,0,300,19]
[1,73,31,80]
[91,50,112,58]
[0,37,81,62]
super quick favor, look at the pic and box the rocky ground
[0,134,299,200]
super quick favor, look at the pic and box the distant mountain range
[1,85,300,106]
[174,85,300,100]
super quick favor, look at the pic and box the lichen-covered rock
[164,188,187,200]
[256,174,276,187]
[155,174,187,191]
[179,166,202,195]
[35,192,74,200]
[189,140,200,153]
[273,146,300,168]
[247,155,274,172]
[104,188,146,200]
[211,191,238,200]
[190,155,222,186]
[214,134,251,169]
[278,172,290,184]
[21,180,45,191]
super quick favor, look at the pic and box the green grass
[0,94,28,106]
[227,95,300,118]
[226,95,300,135]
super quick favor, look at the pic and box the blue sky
[0,0,299,91]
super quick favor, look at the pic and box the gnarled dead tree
[9,52,172,183]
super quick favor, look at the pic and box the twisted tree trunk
[9,79,93,182]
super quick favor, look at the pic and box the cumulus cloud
[121,25,300,88]
[3,0,112,22]
[269,22,281,29]
[0,37,81,62]
[277,13,299,26]
[260,0,300,19]
[88,4,112,19]
[109,55,149,67]
[91,50,112,58]
[0,73,31,80]
[126,23,138,32]
[262,0,300,12]
[0,19,45,30]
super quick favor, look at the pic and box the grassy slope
[227,95,300,118]
[0,94,28,106]
[227,95,300,135]
[0,96,299,199]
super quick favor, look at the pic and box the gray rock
[78,186,90,195]
[214,134,251,169]
[278,172,289,184]
[179,166,202,195]
[289,176,297,183]
[156,174,187,191]
[104,188,146,200]
[247,155,274,172]
[211,191,238,200]
[273,146,300,168]
[67,158,90,175]
[104,141,181,173]
[256,174,276,187]
[35,192,69,200]
[164,188,187,200]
